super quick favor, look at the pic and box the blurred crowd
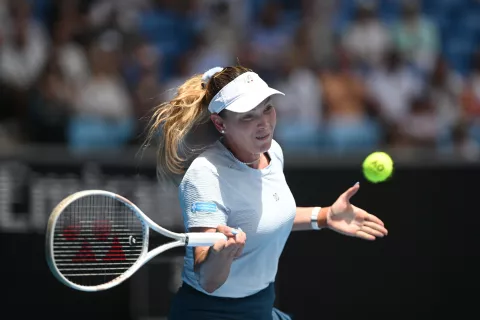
[1,0,480,157]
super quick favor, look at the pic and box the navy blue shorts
[168,282,293,320]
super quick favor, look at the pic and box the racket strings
[52,195,146,286]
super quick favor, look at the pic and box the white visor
[207,72,284,114]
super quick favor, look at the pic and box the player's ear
[210,114,225,134]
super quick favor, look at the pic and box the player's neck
[255,153,270,169]
[220,138,269,168]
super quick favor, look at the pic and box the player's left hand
[327,182,388,240]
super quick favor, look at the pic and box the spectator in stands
[366,48,423,145]
[185,32,235,77]
[0,0,49,91]
[320,41,382,151]
[51,18,89,92]
[428,57,463,129]
[342,0,391,71]
[27,54,73,144]
[137,0,195,79]
[69,32,134,151]
[427,56,464,148]
[391,0,440,75]
[398,95,440,148]
[246,1,296,83]
[272,45,323,150]
[302,0,336,67]
[0,0,49,142]
[87,0,149,34]
[460,50,480,145]
[192,0,246,63]
[129,41,163,140]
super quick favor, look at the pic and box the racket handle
[186,232,228,247]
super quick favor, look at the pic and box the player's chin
[254,133,272,151]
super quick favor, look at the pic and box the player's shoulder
[182,143,224,182]
[184,156,218,180]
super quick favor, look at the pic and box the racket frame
[45,190,226,292]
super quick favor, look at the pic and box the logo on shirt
[273,193,279,201]
[191,202,217,213]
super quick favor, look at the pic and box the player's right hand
[212,225,246,258]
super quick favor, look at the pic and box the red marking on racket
[73,241,96,262]
[63,225,80,241]
[105,237,125,261]
[93,220,111,241]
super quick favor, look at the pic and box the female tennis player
[144,66,388,320]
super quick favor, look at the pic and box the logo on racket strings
[63,221,129,263]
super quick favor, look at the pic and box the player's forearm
[194,248,234,293]
[292,206,329,231]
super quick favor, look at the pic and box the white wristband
[311,207,321,230]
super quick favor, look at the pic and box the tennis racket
[45,190,228,292]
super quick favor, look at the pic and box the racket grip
[186,232,228,247]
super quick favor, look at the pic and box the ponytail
[144,74,209,177]
[144,66,251,178]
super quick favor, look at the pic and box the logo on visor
[245,74,254,84]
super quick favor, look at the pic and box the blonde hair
[143,66,251,178]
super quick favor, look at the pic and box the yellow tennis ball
[362,151,394,183]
